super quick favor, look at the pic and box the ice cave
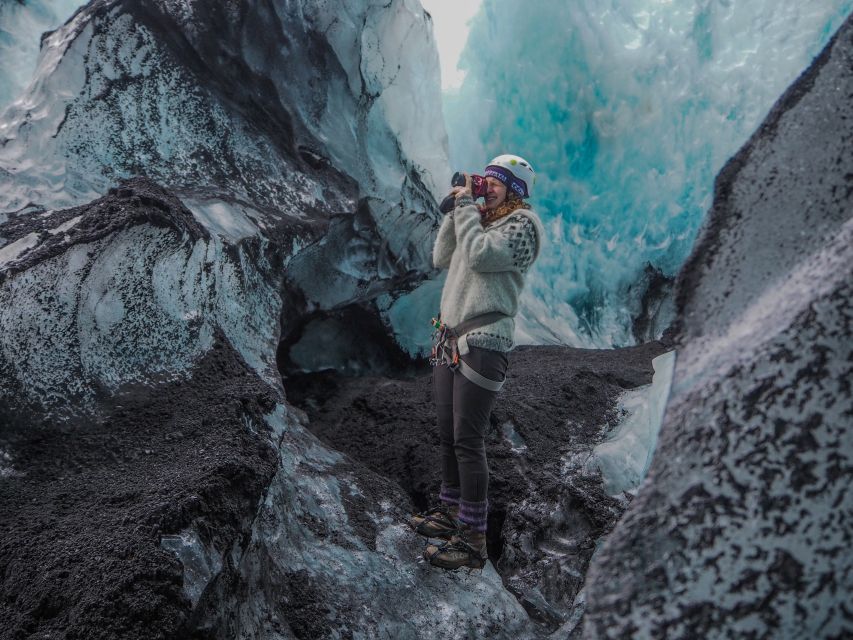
[0,1,851,638]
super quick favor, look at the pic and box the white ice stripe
[0,232,39,267]
[47,215,82,235]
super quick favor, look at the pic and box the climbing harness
[429,312,508,392]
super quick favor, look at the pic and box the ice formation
[160,529,223,607]
[0,0,448,379]
[593,350,675,496]
[1,0,850,637]
[443,0,853,347]
[0,0,446,254]
[224,404,532,639]
[585,14,853,637]
[0,0,85,112]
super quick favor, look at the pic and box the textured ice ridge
[0,180,282,416]
[0,0,447,296]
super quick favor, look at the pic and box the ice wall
[0,1,535,635]
[0,0,85,112]
[444,0,853,347]
[593,350,675,496]
[584,12,853,636]
[0,0,446,246]
[0,0,450,372]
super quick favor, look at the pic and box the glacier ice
[0,0,85,112]
[377,275,447,357]
[444,0,853,347]
[160,528,223,607]
[0,0,450,380]
[584,13,853,636]
[0,231,40,267]
[592,350,675,495]
[0,2,543,636]
[223,403,533,640]
[0,0,447,271]
[2,0,849,636]
[0,181,284,415]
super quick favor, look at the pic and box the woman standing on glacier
[409,154,544,570]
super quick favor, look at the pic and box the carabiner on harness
[430,317,460,370]
[429,315,504,391]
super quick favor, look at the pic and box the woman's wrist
[455,192,475,207]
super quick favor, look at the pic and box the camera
[439,172,488,213]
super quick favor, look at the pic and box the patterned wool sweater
[433,195,545,354]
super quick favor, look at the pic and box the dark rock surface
[0,337,279,640]
[584,13,853,640]
[286,340,668,633]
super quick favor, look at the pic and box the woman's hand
[450,173,473,199]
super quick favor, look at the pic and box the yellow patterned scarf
[479,196,531,227]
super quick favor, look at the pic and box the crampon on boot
[408,504,459,539]
[423,525,487,570]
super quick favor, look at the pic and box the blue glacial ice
[584,14,853,631]
[160,528,223,607]
[0,0,447,384]
[5,0,850,357]
[443,0,853,348]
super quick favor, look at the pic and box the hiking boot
[408,504,459,539]
[423,525,487,570]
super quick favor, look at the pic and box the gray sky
[420,0,483,91]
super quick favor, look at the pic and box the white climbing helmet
[484,154,536,199]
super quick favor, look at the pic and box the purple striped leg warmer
[439,485,460,506]
[458,499,488,532]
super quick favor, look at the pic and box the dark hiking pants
[432,346,508,532]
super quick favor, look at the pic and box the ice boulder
[584,14,853,639]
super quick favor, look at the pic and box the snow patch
[47,215,82,235]
[0,232,40,268]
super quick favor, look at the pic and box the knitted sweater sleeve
[432,213,456,269]
[454,204,538,273]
